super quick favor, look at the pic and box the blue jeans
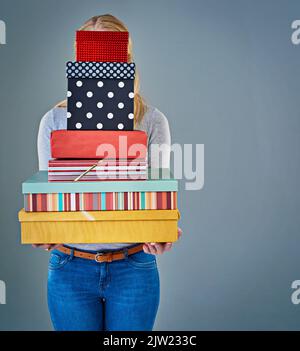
[47,245,160,331]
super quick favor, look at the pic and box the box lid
[66,62,135,79]
[18,208,180,222]
[22,168,178,194]
[76,31,129,42]
[51,130,148,159]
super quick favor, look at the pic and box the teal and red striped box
[22,169,178,212]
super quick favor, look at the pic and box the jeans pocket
[48,250,71,270]
[126,250,157,269]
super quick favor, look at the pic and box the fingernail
[150,243,155,245]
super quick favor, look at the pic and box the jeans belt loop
[106,252,113,263]
[123,248,129,260]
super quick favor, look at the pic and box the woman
[34,14,182,331]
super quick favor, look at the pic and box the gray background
[0,0,299,330]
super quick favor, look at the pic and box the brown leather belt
[56,244,144,263]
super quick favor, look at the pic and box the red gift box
[76,31,129,62]
[51,130,148,159]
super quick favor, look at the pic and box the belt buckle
[95,252,104,263]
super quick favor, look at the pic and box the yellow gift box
[18,208,180,244]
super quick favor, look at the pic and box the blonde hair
[55,14,147,125]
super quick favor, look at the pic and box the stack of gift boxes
[18,31,180,244]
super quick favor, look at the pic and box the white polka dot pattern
[66,62,135,80]
[67,77,134,130]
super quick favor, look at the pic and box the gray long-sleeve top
[37,105,171,251]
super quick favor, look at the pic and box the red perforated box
[76,31,129,62]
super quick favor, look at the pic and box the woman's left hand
[143,227,182,255]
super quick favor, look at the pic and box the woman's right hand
[32,244,61,251]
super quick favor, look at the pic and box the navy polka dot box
[66,61,135,131]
